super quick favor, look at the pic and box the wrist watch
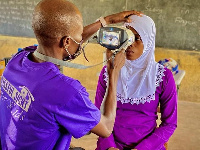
[97,17,107,27]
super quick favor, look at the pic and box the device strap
[33,40,128,69]
[33,50,112,69]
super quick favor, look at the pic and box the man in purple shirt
[0,0,142,149]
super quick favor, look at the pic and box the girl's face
[125,26,144,60]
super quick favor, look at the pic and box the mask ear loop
[81,40,89,62]
[81,35,99,62]
[63,46,72,61]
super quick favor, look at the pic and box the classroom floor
[71,90,200,150]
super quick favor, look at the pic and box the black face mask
[63,39,89,62]
[63,45,82,61]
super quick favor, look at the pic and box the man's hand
[105,10,143,24]
[106,49,125,72]
[83,10,142,41]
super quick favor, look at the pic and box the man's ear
[59,36,70,48]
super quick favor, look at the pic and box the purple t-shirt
[0,49,101,150]
[95,66,177,150]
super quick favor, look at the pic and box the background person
[95,15,177,150]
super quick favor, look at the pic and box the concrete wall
[0,35,199,102]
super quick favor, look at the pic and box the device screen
[102,31,121,46]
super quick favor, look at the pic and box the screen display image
[102,31,121,46]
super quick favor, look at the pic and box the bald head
[32,0,83,47]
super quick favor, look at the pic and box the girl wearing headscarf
[95,15,177,150]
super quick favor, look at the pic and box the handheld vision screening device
[96,26,135,52]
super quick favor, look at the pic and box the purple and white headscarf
[115,15,165,105]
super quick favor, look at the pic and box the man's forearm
[82,16,112,42]
[82,20,102,42]
[102,69,119,131]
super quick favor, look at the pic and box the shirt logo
[1,76,34,112]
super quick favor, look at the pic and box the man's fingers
[115,50,126,62]
[137,11,144,16]
[123,11,143,23]
[124,18,132,23]
[106,49,113,58]
[123,10,143,18]
[121,48,126,53]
